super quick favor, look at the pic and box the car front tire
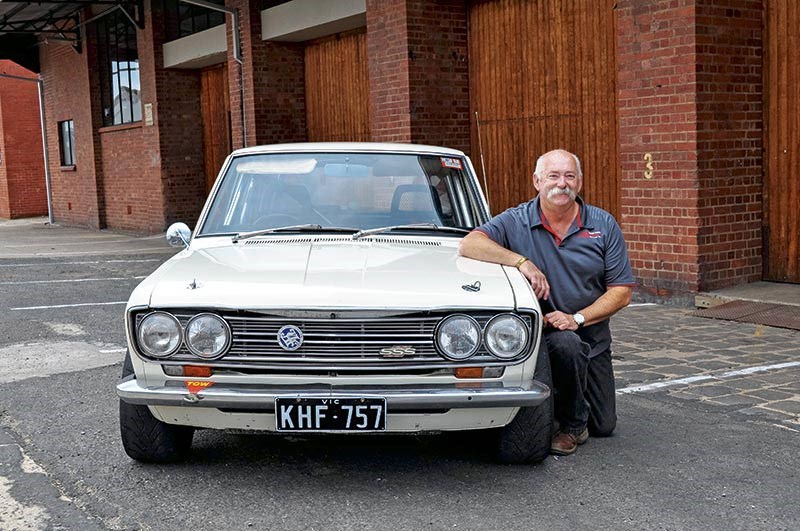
[494,348,554,464]
[119,352,194,463]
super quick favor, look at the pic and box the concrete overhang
[261,0,366,42]
[163,25,227,69]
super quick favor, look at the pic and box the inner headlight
[185,313,231,359]
[436,314,481,360]
[484,314,528,359]
[138,312,182,358]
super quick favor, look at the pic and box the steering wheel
[252,213,303,227]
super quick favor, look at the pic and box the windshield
[198,152,487,236]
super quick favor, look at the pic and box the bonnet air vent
[242,235,443,247]
[243,237,314,245]
[368,237,441,246]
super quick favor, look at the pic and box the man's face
[533,152,582,209]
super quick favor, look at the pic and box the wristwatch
[572,313,585,328]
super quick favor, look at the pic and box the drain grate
[693,300,800,331]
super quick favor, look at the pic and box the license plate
[275,397,386,432]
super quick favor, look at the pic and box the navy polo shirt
[476,196,635,358]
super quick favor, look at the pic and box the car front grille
[134,311,535,371]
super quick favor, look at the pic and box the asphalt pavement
[0,217,797,531]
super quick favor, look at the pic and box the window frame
[58,119,76,167]
[96,10,141,127]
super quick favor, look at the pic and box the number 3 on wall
[644,153,654,179]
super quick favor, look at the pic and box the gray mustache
[547,188,577,200]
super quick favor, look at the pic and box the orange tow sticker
[185,381,214,394]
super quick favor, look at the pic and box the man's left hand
[545,311,578,331]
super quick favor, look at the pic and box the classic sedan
[117,143,552,463]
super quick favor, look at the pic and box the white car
[117,143,552,463]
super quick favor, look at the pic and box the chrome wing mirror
[166,222,191,248]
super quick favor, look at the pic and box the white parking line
[0,276,146,285]
[617,360,800,394]
[0,259,161,268]
[10,301,126,311]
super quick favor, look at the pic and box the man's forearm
[580,286,632,326]
[458,231,525,266]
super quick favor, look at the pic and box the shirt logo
[578,230,602,239]
[277,325,303,351]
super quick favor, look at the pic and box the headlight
[436,314,481,360]
[138,312,182,358]
[185,313,231,359]
[484,314,528,359]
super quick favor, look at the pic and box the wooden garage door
[200,64,231,194]
[764,0,800,282]
[469,0,619,217]
[305,30,370,142]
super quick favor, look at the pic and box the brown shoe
[550,428,589,456]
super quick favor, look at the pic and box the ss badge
[379,345,416,358]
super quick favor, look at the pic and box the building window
[58,120,75,166]
[96,10,141,126]
[163,0,225,42]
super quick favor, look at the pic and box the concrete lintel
[163,25,227,70]
[261,0,366,42]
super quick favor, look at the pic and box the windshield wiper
[232,225,358,243]
[351,223,470,240]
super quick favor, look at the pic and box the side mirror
[166,222,191,248]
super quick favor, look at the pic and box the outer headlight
[436,314,481,360]
[138,312,182,358]
[185,313,231,359]
[484,314,528,359]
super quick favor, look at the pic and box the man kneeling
[459,149,634,456]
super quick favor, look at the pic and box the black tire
[119,352,194,463]
[494,347,554,464]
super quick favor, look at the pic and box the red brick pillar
[149,2,207,226]
[617,0,763,299]
[226,0,306,148]
[367,0,470,152]
[694,1,762,291]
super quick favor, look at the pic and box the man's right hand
[519,260,550,300]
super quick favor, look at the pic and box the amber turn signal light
[455,367,484,379]
[183,365,212,377]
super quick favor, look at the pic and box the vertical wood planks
[468,0,620,217]
[764,0,800,282]
[200,64,231,194]
[305,31,370,143]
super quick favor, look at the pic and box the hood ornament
[187,278,201,290]
[462,281,481,292]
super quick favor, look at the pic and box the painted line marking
[627,303,659,307]
[617,360,800,395]
[10,301,126,311]
[0,259,161,268]
[0,276,146,285]
[99,348,126,353]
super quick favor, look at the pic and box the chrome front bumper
[116,377,550,411]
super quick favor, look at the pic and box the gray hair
[533,149,583,179]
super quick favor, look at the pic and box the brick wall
[151,3,206,227]
[617,0,702,300]
[367,0,470,151]
[0,82,6,217]
[227,0,306,148]
[695,0,762,290]
[406,0,470,153]
[40,40,103,228]
[617,0,764,299]
[0,61,46,219]
[366,0,413,142]
[98,2,165,233]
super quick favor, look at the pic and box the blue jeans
[544,329,617,437]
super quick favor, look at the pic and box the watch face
[574,313,585,325]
